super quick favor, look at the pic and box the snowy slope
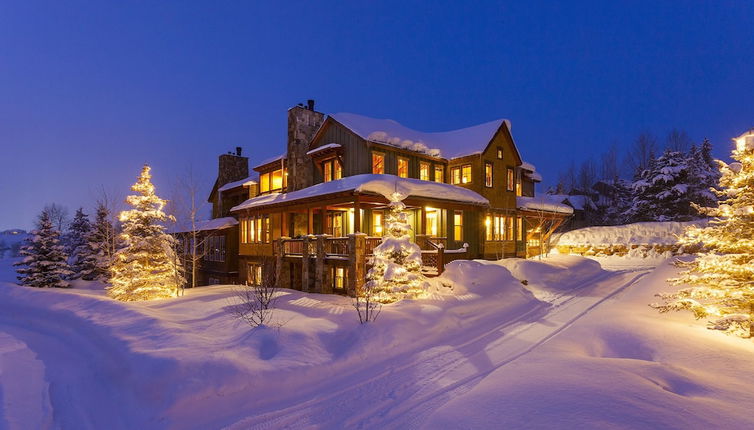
[423,258,754,429]
[1,255,753,429]
[553,221,707,246]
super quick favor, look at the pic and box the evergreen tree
[87,203,116,281]
[627,150,694,222]
[14,210,72,288]
[364,193,428,304]
[652,129,754,337]
[108,165,183,301]
[686,139,721,209]
[67,208,98,279]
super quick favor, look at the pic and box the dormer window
[323,159,342,182]
[372,152,385,174]
[419,162,430,181]
[397,157,409,178]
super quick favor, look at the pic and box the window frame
[506,167,515,191]
[497,147,503,159]
[485,162,493,188]
[397,156,409,178]
[434,165,444,183]
[451,166,461,184]
[454,210,463,241]
[461,164,472,184]
[419,161,430,181]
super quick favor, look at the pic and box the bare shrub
[228,258,278,327]
[354,281,382,324]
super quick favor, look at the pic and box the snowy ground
[1,255,753,429]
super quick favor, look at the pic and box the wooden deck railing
[325,237,349,256]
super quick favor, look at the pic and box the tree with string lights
[361,193,428,314]
[108,165,184,301]
[652,129,754,337]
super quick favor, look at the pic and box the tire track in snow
[228,270,643,429]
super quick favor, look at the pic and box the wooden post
[281,212,288,238]
[420,206,427,235]
[302,235,312,292]
[307,208,314,235]
[276,239,290,289]
[320,205,327,235]
[347,233,366,297]
[315,235,327,294]
[437,246,445,275]
[353,199,361,234]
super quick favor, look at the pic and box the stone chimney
[287,102,324,191]
[217,149,249,189]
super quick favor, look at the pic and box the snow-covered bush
[14,210,72,288]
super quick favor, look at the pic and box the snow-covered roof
[169,217,238,234]
[516,196,574,215]
[520,161,543,182]
[306,143,341,156]
[254,154,286,170]
[329,113,510,159]
[520,161,536,171]
[217,176,257,192]
[232,174,489,212]
[544,194,596,211]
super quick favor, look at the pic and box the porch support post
[353,198,361,234]
[302,235,313,292]
[420,206,427,235]
[281,212,288,237]
[347,233,366,297]
[315,235,327,294]
[276,238,290,289]
[437,246,445,275]
[307,208,314,235]
[320,206,327,235]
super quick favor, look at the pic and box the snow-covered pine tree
[108,165,184,301]
[87,203,116,281]
[652,129,754,337]
[627,149,694,222]
[686,139,721,209]
[364,193,428,305]
[14,210,72,288]
[67,207,98,279]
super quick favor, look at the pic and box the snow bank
[232,174,489,211]
[422,259,754,429]
[554,221,707,246]
[331,112,509,159]
[493,255,606,300]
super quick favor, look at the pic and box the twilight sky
[1,1,753,230]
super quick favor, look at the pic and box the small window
[264,216,271,243]
[260,173,270,193]
[515,169,522,196]
[271,169,284,190]
[249,218,256,242]
[434,165,444,183]
[507,168,514,191]
[425,208,439,237]
[451,167,461,184]
[485,162,493,187]
[323,160,333,182]
[454,211,463,241]
[372,211,383,237]
[517,217,524,241]
[485,216,492,241]
[372,152,385,174]
[397,157,409,178]
[419,162,430,181]
[333,266,346,290]
[334,160,342,180]
[240,218,248,243]
[497,147,503,159]
[461,165,472,184]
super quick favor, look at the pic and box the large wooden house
[222,101,572,295]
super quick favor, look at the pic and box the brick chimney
[287,101,324,191]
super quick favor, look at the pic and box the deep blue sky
[1,1,752,230]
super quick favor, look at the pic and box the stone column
[347,233,367,297]
[315,235,327,293]
[276,238,290,289]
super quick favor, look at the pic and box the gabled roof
[231,174,489,212]
[516,196,574,215]
[253,154,286,171]
[168,217,238,234]
[327,113,512,160]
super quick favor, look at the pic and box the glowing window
[373,212,383,237]
[397,157,409,178]
[324,160,333,182]
[419,162,430,181]
[497,147,503,159]
[461,165,472,184]
[434,165,444,183]
[507,168,514,191]
[454,211,463,241]
[485,162,493,187]
[271,169,283,190]
[485,216,492,240]
[451,167,461,184]
[425,208,438,237]
[517,217,524,241]
[260,173,270,193]
[372,152,385,174]
[334,160,342,180]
